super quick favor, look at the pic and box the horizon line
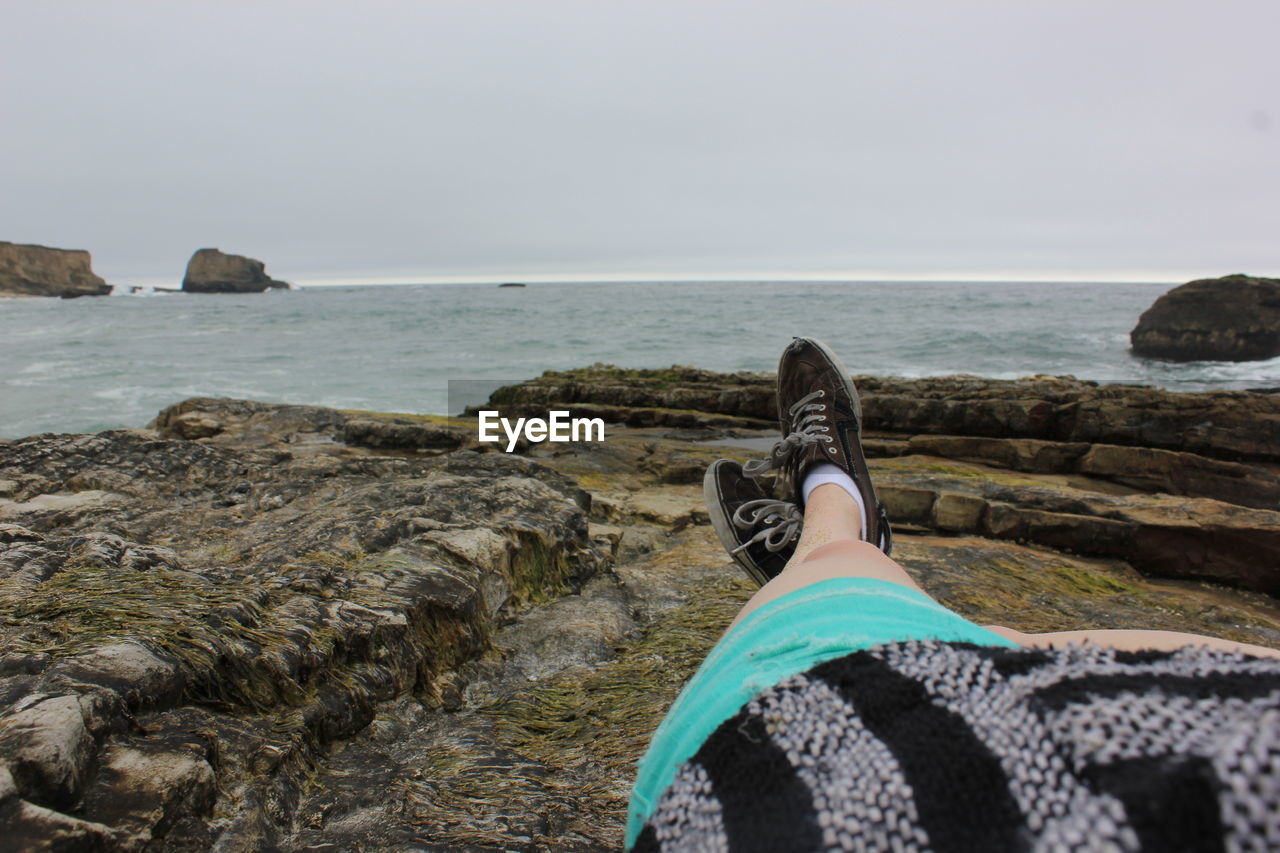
[116,270,1196,288]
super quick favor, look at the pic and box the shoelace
[729,498,803,554]
[742,389,833,478]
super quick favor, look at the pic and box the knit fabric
[631,640,1280,852]
[626,578,1016,845]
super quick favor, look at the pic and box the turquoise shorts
[625,577,1017,846]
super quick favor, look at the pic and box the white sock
[802,463,868,541]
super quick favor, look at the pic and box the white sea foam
[18,360,65,375]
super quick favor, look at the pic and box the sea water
[2,280,1278,438]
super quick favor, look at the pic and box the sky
[3,1,1277,286]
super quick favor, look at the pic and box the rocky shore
[2,368,1278,850]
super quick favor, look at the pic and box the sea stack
[0,241,113,298]
[182,248,291,294]
[1130,273,1280,362]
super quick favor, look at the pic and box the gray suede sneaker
[745,337,892,554]
[704,459,801,586]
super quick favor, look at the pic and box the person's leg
[716,334,1280,655]
[726,483,926,630]
[985,625,1280,659]
[726,486,1280,660]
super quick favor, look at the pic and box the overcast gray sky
[3,1,1277,285]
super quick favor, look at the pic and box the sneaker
[703,458,802,586]
[745,337,892,554]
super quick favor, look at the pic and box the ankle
[804,481,865,538]
[802,465,867,532]
[808,481,855,503]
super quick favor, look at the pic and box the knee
[801,539,884,563]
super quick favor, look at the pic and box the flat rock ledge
[1,369,1278,850]
[494,367,1280,595]
[492,365,1280,462]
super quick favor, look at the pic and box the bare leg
[985,625,1280,660]
[725,484,1280,660]
[726,484,927,630]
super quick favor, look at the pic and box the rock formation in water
[1,369,1278,849]
[1130,273,1280,362]
[181,248,291,293]
[0,241,113,298]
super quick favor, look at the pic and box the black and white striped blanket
[633,641,1280,852]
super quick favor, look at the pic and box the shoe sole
[703,460,772,587]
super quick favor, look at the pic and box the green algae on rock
[0,412,604,850]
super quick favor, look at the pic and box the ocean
[3,280,1278,439]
